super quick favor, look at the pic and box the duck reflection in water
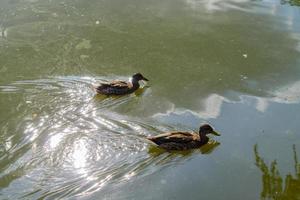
[148,140,220,156]
[254,144,300,200]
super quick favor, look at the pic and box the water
[0,0,300,199]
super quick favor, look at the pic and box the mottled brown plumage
[95,73,149,95]
[147,124,220,151]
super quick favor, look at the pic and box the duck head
[132,73,149,82]
[199,124,220,136]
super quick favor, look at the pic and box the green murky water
[0,0,300,199]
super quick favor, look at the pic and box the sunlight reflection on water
[0,76,194,199]
[72,139,89,174]
[1,73,299,199]
[0,0,299,197]
[185,0,250,12]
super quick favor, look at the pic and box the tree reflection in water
[254,144,300,199]
[281,0,300,6]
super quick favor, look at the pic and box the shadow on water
[148,140,220,156]
[93,86,149,106]
[254,144,300,200]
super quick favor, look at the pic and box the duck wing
[95,80,132,94]
[147,132,197,145]
[101,81,131,89]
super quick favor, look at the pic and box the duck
[95,73,149,95]
[147,124,220,151]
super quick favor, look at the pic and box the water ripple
[0,76,207,199]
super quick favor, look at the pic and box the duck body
[147,132,209,151]
[147,124,220,151]
[96,80,138,95]
[95,73,149,95]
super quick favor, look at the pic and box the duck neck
[199,132,209,144]
[130,78,140,89]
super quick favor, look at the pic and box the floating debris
[76,39,91,50]
[0,27,7,38]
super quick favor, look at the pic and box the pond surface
[0,0,300,199]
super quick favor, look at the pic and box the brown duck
[95,73,149,95]
[147,124,220,150]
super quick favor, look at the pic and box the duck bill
[211,131,220,136]
[142,77,149,81]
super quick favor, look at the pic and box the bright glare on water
[0,0,300,199]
